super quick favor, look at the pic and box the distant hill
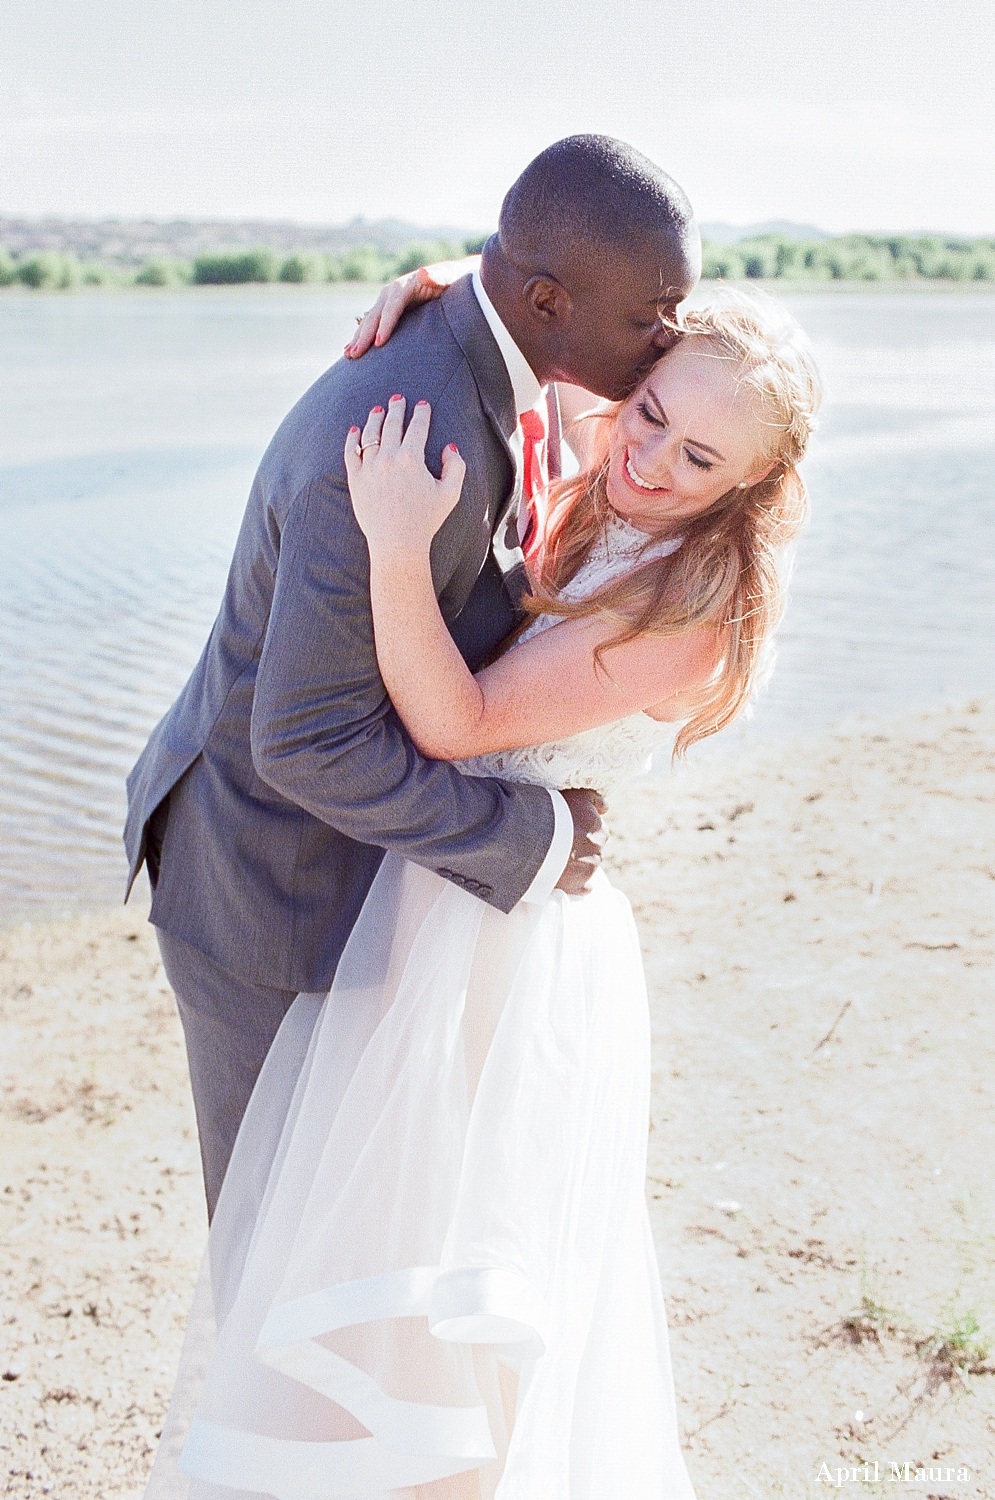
[0,215,481,266]
[700,221,833,245]
[2,214,839,262]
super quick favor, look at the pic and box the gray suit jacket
[124,277,560,992]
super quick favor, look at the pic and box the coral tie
[518,406,548,559]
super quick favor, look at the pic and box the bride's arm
[345,269,610,474]
[345,255,481,358]
[347,398,719,762]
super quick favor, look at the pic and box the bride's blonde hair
[526,289,823,755]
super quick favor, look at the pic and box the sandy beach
[1,699,993,1499]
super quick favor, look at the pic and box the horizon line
[1,211,992,241]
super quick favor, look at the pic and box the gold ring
[360,441,380,452]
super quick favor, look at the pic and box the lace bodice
[456,512,682,795]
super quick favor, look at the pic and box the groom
[124,134,700,1217]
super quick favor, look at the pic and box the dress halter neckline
[599,505,682,561]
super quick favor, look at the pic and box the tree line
[0,237,481,290]
[2,231,993,290]
[702,233,995,282]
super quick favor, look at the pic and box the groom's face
[554,236,700,400]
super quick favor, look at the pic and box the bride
[146,288,821,1500]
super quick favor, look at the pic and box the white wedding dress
[145,512,698,1500]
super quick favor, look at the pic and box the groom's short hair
[499,135,694,269]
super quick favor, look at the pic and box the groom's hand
[556,788,607,895]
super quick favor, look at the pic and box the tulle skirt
[145,854,697,1500]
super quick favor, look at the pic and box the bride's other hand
[345,396,466,554]
[345,256,481,358]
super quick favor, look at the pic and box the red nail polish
[447,443,460,455]
[371,405,384,414]
[349,426,359,433]
[390,393,403,401]
[416,399,429,407]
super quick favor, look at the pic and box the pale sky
[2,0,993,235]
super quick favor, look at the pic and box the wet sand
[1,699,993,1498]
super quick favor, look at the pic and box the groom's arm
[249,467,576,912]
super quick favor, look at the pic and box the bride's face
[605,336,775,532]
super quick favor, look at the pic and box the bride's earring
[737,481,748,489]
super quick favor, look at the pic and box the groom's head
[482,134,700,400]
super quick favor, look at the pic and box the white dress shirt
[471,271,574,904]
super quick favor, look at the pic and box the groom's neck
[480,238,553,389]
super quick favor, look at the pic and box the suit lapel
[441,276,518,460]
[440,277,563,615]
[440,280,527,612]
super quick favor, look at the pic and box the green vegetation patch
[702,232,995,282]
[192,249,279,284]
[2,229,993,291]
[0,233,472,293]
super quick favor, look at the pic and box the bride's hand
[345,396,467,554]
[344,256,481,358]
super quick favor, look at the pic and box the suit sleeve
[249,470,558,913]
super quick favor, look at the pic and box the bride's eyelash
[638,401,713,471]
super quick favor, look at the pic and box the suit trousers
[156,927,298,1220]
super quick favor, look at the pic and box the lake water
[1,287,993,920]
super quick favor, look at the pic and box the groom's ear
[522,273,572,327]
